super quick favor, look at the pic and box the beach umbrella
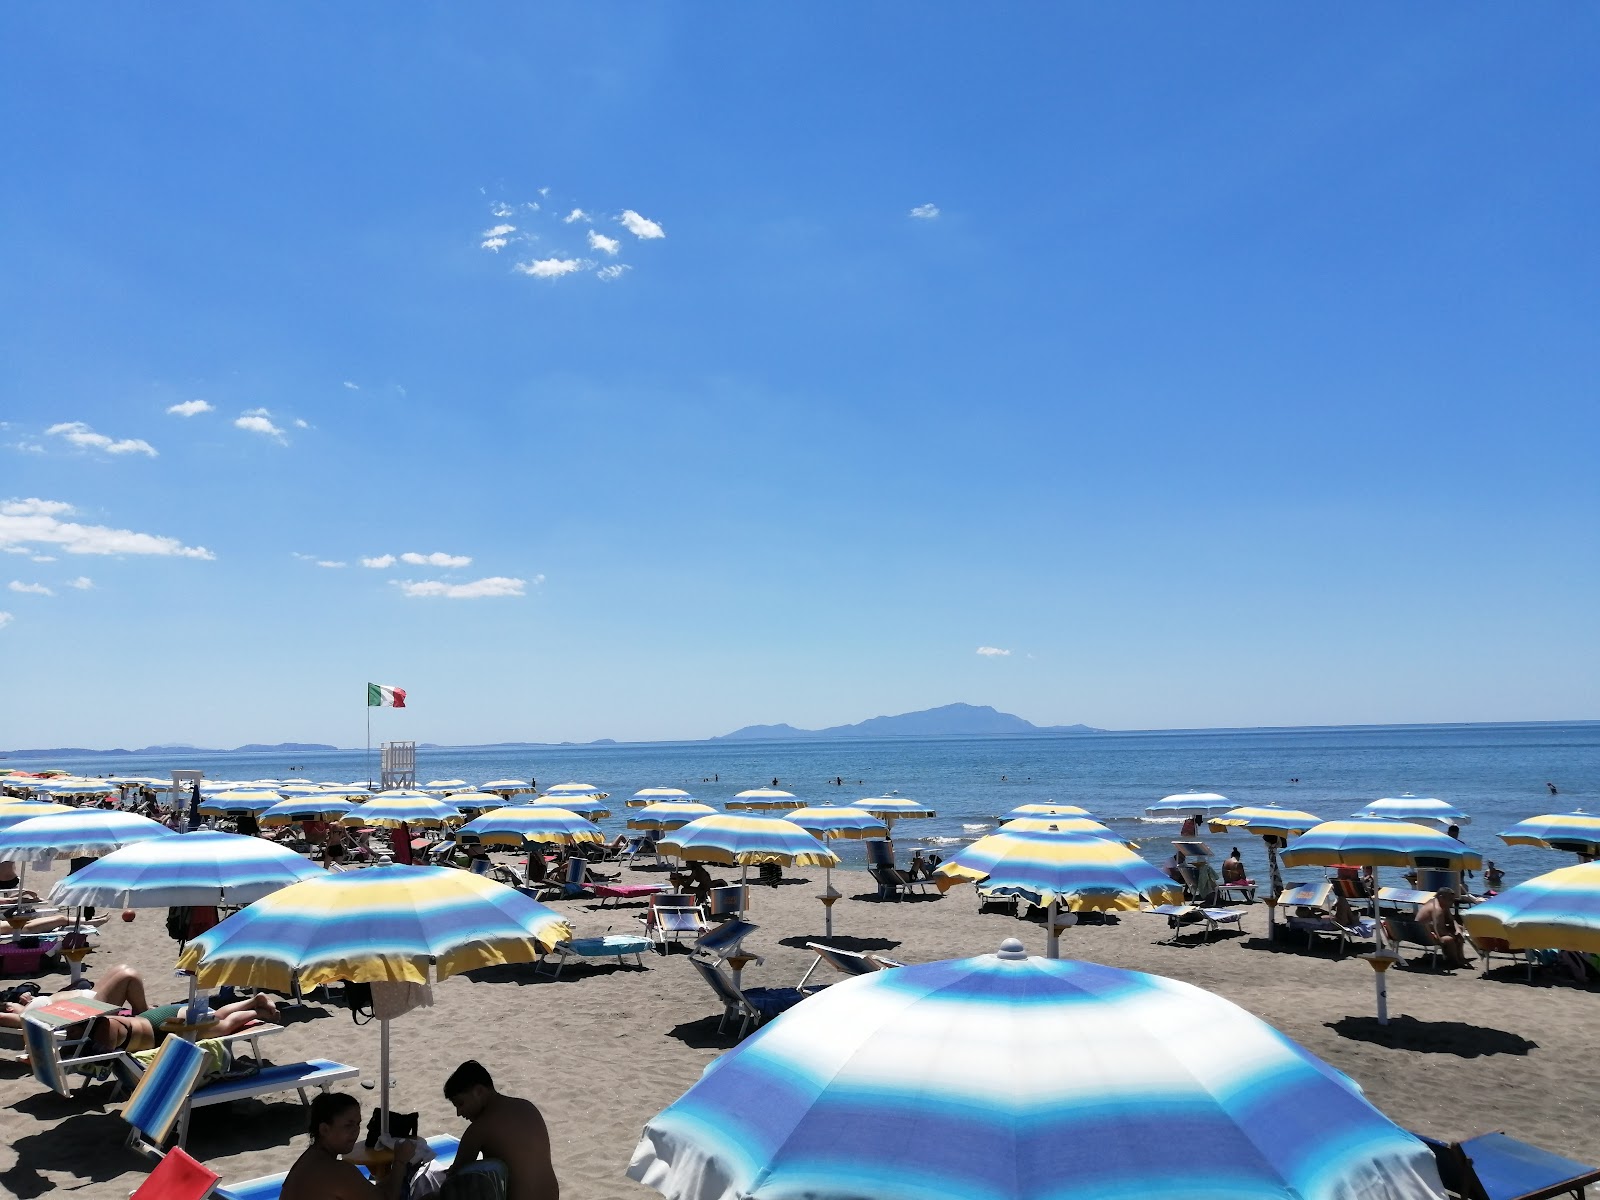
[627,787,695,808]
[532,794,611,819]
[628,938,1444,1200]
[658,815,838,915]
[1145,791,1235,817]
[197,789,286,816]
[784,806,891,937]
[46,830,320,908]
[456,806,604,847]
[934,828,1183,958]
[1498,811,1600,858]
[542,781,608,800]
[480,779,534,796]
[341,793,463,828]
[423,779,471,793]
[1463,862,1600,954]
[444,791,519,816]
[728,788,802,812]
[627,802,720,832]
[1208,804,1323,908]
[0,801,74,830]
[1003,816,1137,847]
[275,784,325,799]
[0,809,174,862]
[178,865,571,1138]
[259,797,360,827]
[313,785,374,801]
[852,795,936,839]
[1000,802,1092,821]
[1352,796,1470,830]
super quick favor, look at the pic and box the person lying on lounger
[443,1059,559,1200]
[281,1091,418,1200]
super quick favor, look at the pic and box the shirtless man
[1416,887,1471,969]
[443,1059,559,1200]
[281,1092,416,1200]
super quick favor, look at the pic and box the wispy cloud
[361,555,397,569]
[343,381,360,391]
[0,612,11,629]
[394,576,527,599]
[480,223,516,251]
[481,237,509,252]
[910,203,940,220]
[315,561,345,569]
[30,555,55,563]
[293,419,309,429]
[8,581,52,596]
[400,551,471,568]
[235,410,287,444]
[67,576,93,589]
[166,400,213,418]
[595,264,630,282]
[976,646,1011,657]
[491,203,514,218]
[46,422,158,457]
[483,224,516,239]
[588,230,620,255]
[0,498,214,559]
[563,208,589,224]
[514,257,585,279]
[619,210,665,239]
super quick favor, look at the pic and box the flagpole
[366,694,373,788]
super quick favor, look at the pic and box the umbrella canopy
[627,787,695,808]
[46,830,321,908]
[1208,804,1322,838]
[1281,818,1482,871]
[315,785,374,799]
[0,801,74,830]
[1353,796,1470,828]
[1001,816,1137,847]
[532,795,612,819]
[853,796,936,819]
[456,807,604,847]
[785,806,889,841]
[197,788,287,815]
[1464,862,1600,953]
[259,797,361,827]
[542,781,607,799]
[727,788,802,811]
[1145,791,1234,816]
[1000,802,1092,821]
[657,815,838,868]
[480,779,534,795]
[445,791,520,815]
[0,809,174,861]
[341,793,463,829]
[423,779,471,792]
[1498,811,1600,856]
[935,828,1181,913]
[627,802,720,832]
[628,939,1444,1200]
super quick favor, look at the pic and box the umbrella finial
[996,938,1028,961]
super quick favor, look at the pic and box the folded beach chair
[795,942,905,992]
[1416,1130,1600,1200]
[687,956,806,1039]
[129,1146,220,1200]
[693,917,761,965]
[560,855,592,899]
[121,1027,360,1150]
[214,1135,462,1200]
[639,892,708,952]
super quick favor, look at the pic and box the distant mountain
[231,743,338,753]
[713,703,1102,741]
[1,742,337,759]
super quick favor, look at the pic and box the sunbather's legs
[95,963,148,1012]
[203,993,279,1032]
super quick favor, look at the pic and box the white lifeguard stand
[380,742,415,791]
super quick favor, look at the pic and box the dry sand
[2,860,1597,1199]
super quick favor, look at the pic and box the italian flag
[367,683,406,708]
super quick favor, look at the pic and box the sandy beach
[2,858,1597,1199]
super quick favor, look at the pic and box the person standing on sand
[281,1092,417,1200]
[443,1059,560,1200]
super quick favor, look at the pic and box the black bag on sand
[366,1108,418,1149]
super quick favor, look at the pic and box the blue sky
[2,7,1596,748]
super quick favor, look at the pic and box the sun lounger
[537,934,652,978]
[1417,1130,1600,1200]
[705,884,748,921]
[1467,931,1533,979]
[214,1135,461,1200]
[639,892,708,952]
[122,1028,360,1150]
[1145,904,1247,944]
[1378,886,1437,916]
[130,1146,220,1200]
[1216,878,1257,904]
[796,942,903,992]
[622,834,662,867]
[692,918,761,965]
[687,957,806,1039]
[590,882,665,908]
[1384,917,1445,970]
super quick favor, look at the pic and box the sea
[23,721,1600,889]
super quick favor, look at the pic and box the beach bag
[366,1108,418,1149]
[344,981,375,1024]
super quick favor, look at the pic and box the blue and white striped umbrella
[533,794,612,819]
[1352,796,1470,828]
[0,809,174,861]
[1498,810,1600,856]
[457,807,604,847]
[627,787,695,808]
[46,830,321,908]
[628,939,1444,1200]
[0,801,73,831]
[259,797,360,827]
[1145,791,1234,816]
[197,788,287,815]
[1464,862,1600,954]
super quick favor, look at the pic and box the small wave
[921,835,967,846]
[962,822,992,832]
[1134,816,1184,824]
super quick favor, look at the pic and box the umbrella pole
[380,1017,391,1140]
[1046,898,1060,959]
[1265,842,1282,943]
[739,864,749,916]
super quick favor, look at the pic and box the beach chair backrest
[697,919,758,958]
[564,857,587,888]
[1415,868,1461,895]
[865,840,894,868]
[23,1016,68,1096]
[124,1036,206,1149]
[809,943,879,978]
[688,957,747,1010]
[706,885,745,918]
[129,1146,221,1200]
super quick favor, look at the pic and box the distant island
[713,703,1102,741]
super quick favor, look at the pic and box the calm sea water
[30,722,1600,888]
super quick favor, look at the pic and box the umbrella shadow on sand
[463,961,643,987]
[778,934,901,953]
[1327,1015,1538,1058]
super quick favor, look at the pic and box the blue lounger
[1419,1131,1600,1200]
[216,1134,461,1200]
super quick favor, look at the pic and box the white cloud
[12,442,44,454]
[316,561,345,569]
[67,576,93,589]
[0,612,11,629]
[514,257,585,279]
[242,407,271,416]
[480,237,508,252]
[361,555,397,569]
[343,381,360,391]
[399,551,472,568]
[976,646,1011,657]
[481,223,516,251]
[491,203,513,218]
[483,224,516,238]
[0,498,214,559]
[394,576,526,599]
[563,208,589,224]
[538,187,550,197]
[30,555,55,563]
[595,264,630,282]
[910,203,941,220]
[619,210,665,239]
[46,422,158,457]
[8,581,52,596]
[234,413,287,444]
[588,230,620,255]
[166,400,214,418]
[293,419,309,429]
